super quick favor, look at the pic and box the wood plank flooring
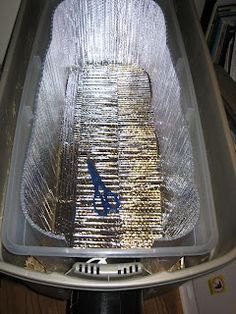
[0,277,183,314]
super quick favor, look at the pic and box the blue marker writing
[87,159,120,216]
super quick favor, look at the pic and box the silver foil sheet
[21,0,200,249]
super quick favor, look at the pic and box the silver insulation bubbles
[21,0,200,249]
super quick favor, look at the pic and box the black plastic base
[68,290,143,314]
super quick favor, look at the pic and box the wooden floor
[0,277,183,314]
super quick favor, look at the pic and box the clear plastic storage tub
[2,0,218,258]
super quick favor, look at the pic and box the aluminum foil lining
[21,0,200,249]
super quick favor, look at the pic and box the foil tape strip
[68,65,163,248]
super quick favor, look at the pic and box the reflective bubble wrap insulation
[20,0,201,250]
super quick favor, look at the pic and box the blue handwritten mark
[87,159,120,216]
